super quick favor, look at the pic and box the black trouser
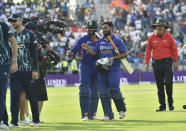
[2,106,8,125]
[152,58,173,108]
[0,65,10,124]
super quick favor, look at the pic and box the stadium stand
[0,0,185,73]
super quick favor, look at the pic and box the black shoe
[156,109,166,112]
[156,106,166,112]
[169,106,174,111]
[183,105,186,109]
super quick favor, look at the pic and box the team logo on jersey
[34,40,37,44]
[22,35,26,41]
[18,44,25,49]
[100,46,113,50]
[101,42,106,44]
[8,29,14,34]
[162,40,168,43]
[87,41,92,44]
[152,40,158,43]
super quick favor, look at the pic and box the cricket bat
[107,36,134,74]
[120,58,134,74]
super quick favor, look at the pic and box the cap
[8,13,23,22]
[151,17,169,29]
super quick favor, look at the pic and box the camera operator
[17,16,64,124]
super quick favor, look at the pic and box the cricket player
[0,21,18,130]
[82,21,128,120]
[68,19,113,121]
[8,13,40,127]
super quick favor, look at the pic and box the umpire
[145,17,178,112]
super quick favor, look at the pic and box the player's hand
[32,71,39,80]
[145,64,149,71]
[66,50,74,57]
[10,61,18,73]
[102,65,109,70]
[81,43,89,51]
[174,61,178,71]
[109,57,114,66]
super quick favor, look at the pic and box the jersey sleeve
[2,22,15,39]
[145,37,152,64]
[169,35,178,61]
[29,31,38,71]
[116,39,127,53]
[71,37,84,54]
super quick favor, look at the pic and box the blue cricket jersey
[15,28,38,71]
[94,35,127,70]
[0,22,15,66]
[71,35,99,66]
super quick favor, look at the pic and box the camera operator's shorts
[33,77,48,101]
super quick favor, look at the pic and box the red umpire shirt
[145,32,178,64]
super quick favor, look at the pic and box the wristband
[12,58,17,61]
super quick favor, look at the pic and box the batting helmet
[151,17,169,29]
[95,57,110,73]
[86,19,98,36]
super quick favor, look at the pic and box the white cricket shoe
[0,123,9,130]
[9,123,18,128]
[92,116,99,120]
[39,120,44,123]
[30,122,40,127]
[18,120,31,126]
[119,111,125,119]
[102,116,115,121]
[81,116,89,121]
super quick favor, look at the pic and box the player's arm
[3,22,18,73]
[169,35,179,71]
[30,40,38,71]
[30,32,39,80]
[9,36,18,73]
[112,52,128,60]
[81,43,97,56]
[109,39,128,64]
[144,37,152,71]
[9,36,18,61]
[67,37,83,57]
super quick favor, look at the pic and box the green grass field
[6,83,186,131]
